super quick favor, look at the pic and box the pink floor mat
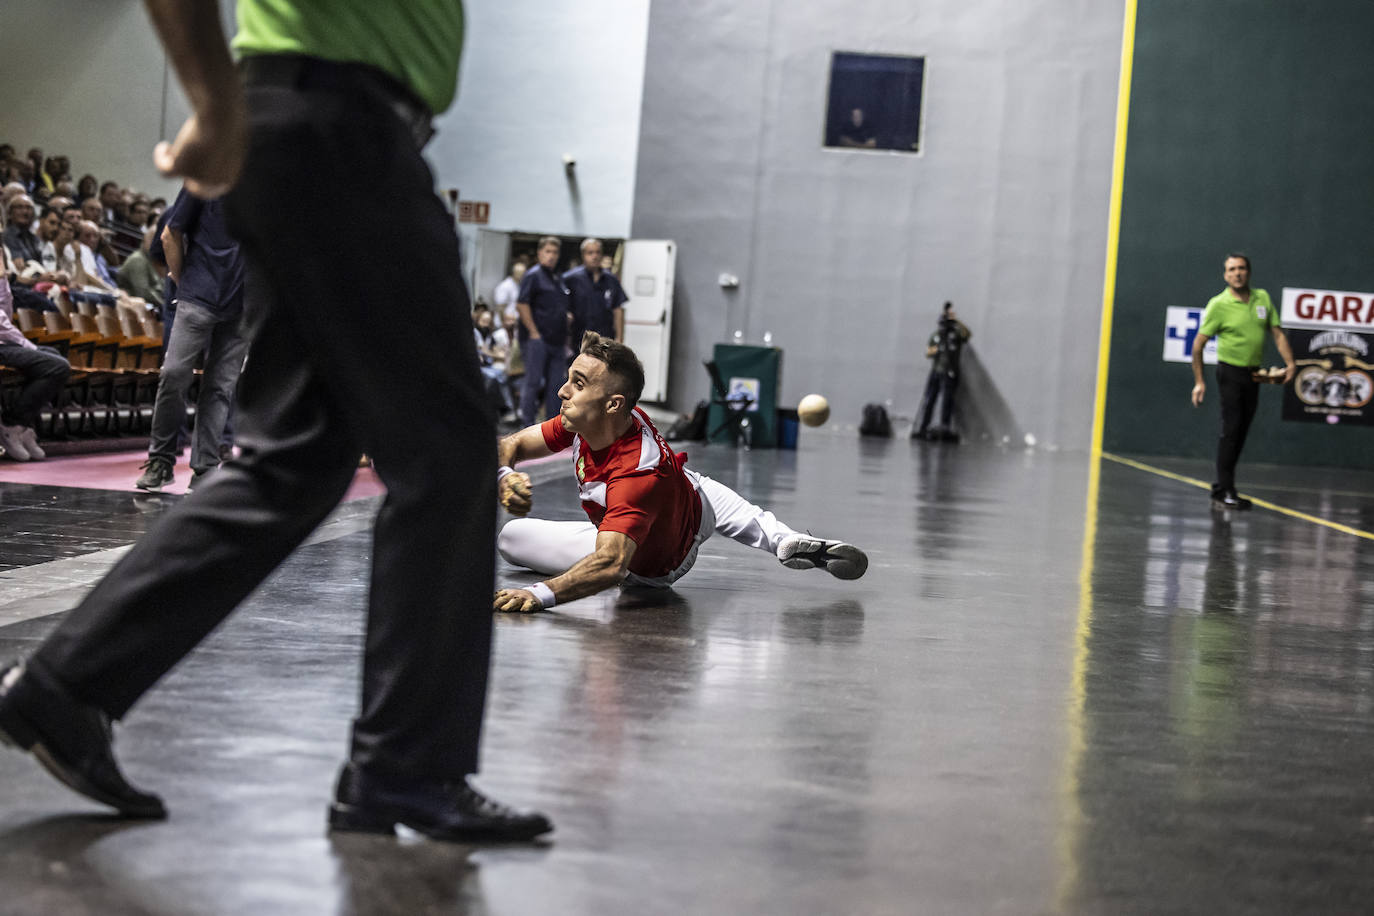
[0,449,385,500]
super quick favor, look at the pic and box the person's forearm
[614,308,624,342]
[143,1,240,117]
[1275,331,1295,367]
[543,550,626,603]
[1191,347,1205,385]
[163,231,184,283]
[517,303,539,338]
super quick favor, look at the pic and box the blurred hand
[154,104,247,199]
[1282,364,1296,384]
[1191,383,1205,407]
[493,588,541,613]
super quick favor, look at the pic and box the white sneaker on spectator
[0,425,31,462]
[19,427,45,460]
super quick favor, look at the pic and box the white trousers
[497,470,798,587]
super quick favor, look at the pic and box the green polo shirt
[1199,287,1278,368]
[233,0,464,115]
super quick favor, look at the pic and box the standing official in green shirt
[0,0,551,842]
[1189,253,1295,509]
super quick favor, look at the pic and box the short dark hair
[580,332,645,408]
[99,181,119,194]
[942,301,954,315]
[1224,252,1250,270]
[538,235,561,250]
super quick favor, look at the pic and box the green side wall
[1105,1,1374,468]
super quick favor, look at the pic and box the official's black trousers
[917,370,960,433]
[31,59,497,781]
[1214,361,1260,495]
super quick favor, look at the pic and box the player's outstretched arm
[496,424,555,515]
[493,531,637,612]
[1190,332,1210,406]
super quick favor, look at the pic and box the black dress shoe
[0,662,166,819]
[1211,490,1252,510]
[328,763,552,842]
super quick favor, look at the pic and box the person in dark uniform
[564,237,628,349]
[0,0,550,842]
[515,235,572,426]
[913,301,971,441]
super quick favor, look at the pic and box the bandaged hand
[498,471,533,516]
[493,588,542,613]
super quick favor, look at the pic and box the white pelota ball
[797,394,830,427]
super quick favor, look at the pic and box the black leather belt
[239,54,435,150]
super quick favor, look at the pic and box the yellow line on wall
[1089,0,1139,458]
[1061,6,1141,903]
[1103,452,1374,542]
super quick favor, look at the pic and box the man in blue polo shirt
[564,237,627,349]
[515,235,572,425]
[135,185,248,492]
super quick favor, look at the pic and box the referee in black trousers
[0,0,550,842]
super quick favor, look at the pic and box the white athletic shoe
[19,427,44,460]
[0,424,31,462]
[776,534,869,580]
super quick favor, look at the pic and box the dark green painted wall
[1105,1,1374,468]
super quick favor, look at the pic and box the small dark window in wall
[824,52,925,153]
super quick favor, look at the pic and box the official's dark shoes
[0,662,167,819]
[328,763,553,842]
[1211,490,1253,511]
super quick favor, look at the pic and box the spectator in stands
[492,257,527,323]
[14,158,36,195]
[76,174,98,204]
[26,149,48,193]
[50,218,79,282]
[116,226,165,309]
[80,196,104,225]
[2,182,25,206]
[46,195,74,216]
[502,308,523,393]
[53,180,76,201]
[44,156,70,187]
[0,272,69,462]
[76,221,119,290]
[515,236,573,425]
[473,305,514,421]
[99,181,121,222]
[3,195,40,266]
[135,186,248,492]
[31,206,72,286]
[0,144,13,164]
[128,199,152,229]
[565,237,628,346]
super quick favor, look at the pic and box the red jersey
[541,408,702,579]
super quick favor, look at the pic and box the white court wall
[631,0,1125,448]
[430,0,652,241]
[0,0,214,201]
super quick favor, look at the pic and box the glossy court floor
[0,436,1371,915]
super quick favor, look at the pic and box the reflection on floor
[1,437,1372,914]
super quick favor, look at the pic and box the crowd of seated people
[0,142,172,460]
